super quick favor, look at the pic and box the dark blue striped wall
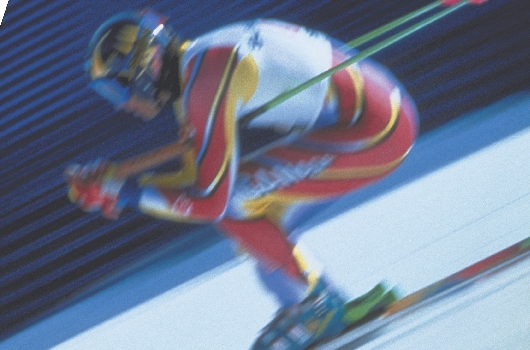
[1,0,529,339]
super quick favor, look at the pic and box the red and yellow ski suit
[136,19,418,293]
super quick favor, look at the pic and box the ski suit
[126,19,418,303]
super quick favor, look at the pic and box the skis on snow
[313,236,530,349]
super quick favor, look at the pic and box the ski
[313,236,530,349]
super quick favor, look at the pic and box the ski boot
[252,279,348,350]
[252,281,399,349]
[341,282,400,326]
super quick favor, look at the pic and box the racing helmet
[85,9,176,107]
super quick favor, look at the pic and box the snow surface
[2,92,530,349]
[346,257,530,350]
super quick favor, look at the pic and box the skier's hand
[441,0,487,6]
[65,159,125,219]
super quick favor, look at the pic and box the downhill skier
[66,1,487,347]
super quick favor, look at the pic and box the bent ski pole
[64,132,193,181]
[240,0,476,126]
[113,139,191,179]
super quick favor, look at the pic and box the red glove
[66,159,125,219]
[441,0,487,6]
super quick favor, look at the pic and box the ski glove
[66,159,126,219]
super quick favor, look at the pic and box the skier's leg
[216,217,306,283]
[221,51,417,303]
[255,261,306,308]
[231,50,418,348]
[216,215,349,349]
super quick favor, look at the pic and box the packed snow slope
[3,93,530,349]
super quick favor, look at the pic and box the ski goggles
[89,75,132,106]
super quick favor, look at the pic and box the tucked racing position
[67,7,420,349]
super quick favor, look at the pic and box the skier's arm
[134,47,257,223]
[67,122,233,223]
[131,126,198,189]
[68,46,249,223]
[136,47,241,222]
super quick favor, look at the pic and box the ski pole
[344,0,442,49]
[67,1,483,180]
[240,0,476,126]
[344,0,486,49]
